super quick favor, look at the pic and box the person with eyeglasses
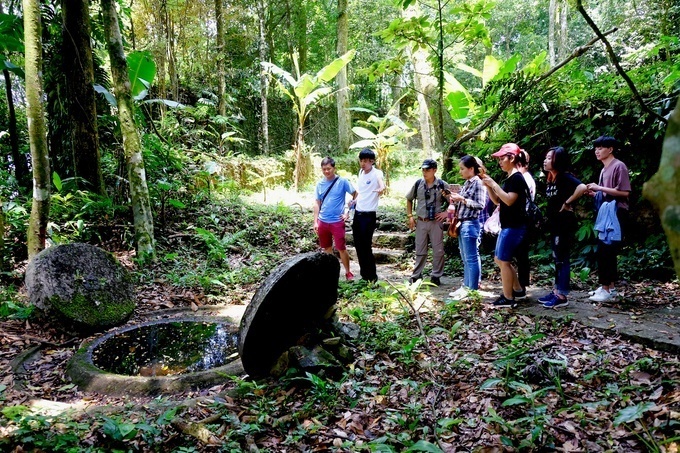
[480,143,529,308]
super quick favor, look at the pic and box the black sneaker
[430,276,441,286]
[512,288,527,300]
[409,275,422,284]
[492,295,517,308]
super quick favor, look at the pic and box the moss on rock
[25,243,136,332]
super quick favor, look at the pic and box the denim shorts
[495,227,526,262]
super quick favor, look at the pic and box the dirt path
[344,230,680,354]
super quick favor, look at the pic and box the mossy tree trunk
[62,0,105,195]
[24,0,51,260]
[643,96,680,278]
[102,0,155,260]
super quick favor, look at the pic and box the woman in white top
[515,149,535,296]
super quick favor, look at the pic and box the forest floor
[1,185,680,451]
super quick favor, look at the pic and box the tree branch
[447,28,618,153]
[575,0,667,124]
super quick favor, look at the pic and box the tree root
[171,417,223,446]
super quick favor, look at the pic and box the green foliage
[0,287,33,320]
[263,50,356,189]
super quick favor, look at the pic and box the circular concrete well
[67,251,342,395]
[67,317,244,395]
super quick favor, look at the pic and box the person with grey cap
[405,159,450,286]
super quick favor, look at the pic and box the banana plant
[94,51,182,109]
[262,50,356,191]
[349,100,416,191]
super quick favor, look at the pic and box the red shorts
[317,220,347,251]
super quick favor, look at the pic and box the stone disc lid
[238,252,340,378]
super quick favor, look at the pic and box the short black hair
[593,136,619,150]
[321,156,336,167]
[359,148,376,161]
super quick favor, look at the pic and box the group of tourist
[313,136,630,310]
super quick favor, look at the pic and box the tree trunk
[257,0,270,155]
[548,0,557,66]
[410,46,434,155]
[433,0,444,148]
[215,0,226,117]
[24,0,51,259]
[62,0,105,195]
[102,0,156,260]
[292,0,307,74]
[166,6,179,101]
[404,4,434,155]
[643,96,680,279]
[3,68,30,190]
[0,0,29,189]
[0,200,4,271]
[336,0,351,154]
[559,0,568,61]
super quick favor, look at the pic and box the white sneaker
[448,287,469,300]
[589,287,613,302]
[588,286,618,297]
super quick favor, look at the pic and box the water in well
[91,320,239,377]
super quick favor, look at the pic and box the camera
[427,204,436,220]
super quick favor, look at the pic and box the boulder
[25,243,135,332]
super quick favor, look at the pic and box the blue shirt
[316,177,355,223]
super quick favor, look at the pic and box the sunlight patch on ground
[242,174,423,210]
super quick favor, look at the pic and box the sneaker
[448,287,468,300]
[409,275,422,284]
[589,287,613,302]
[538,292,557,304]
[588,287,618,297]
[492,295,517,308]
[430,276,441,286]
[513,288,527,300]
[345,272,354,281]
[544,296,569,309]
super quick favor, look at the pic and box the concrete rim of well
[66,316,244,396]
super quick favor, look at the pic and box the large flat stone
[238,252,340,378]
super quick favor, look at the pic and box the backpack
[525,186,544,231]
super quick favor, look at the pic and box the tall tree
[61,0,105,194]
[548,0,568,67]
[263,49,355,190]
[215,0,226,117]
[102,0,155,259]
[0,7,30,190]
[336,0,351,154]
[257,0,270,154]
[644,96,680,279]
[24,0,51,259]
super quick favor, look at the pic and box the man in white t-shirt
[350,148,385,282]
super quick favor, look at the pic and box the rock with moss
[25,243,135,332]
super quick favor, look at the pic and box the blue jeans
[458,220,481,289]
[552,231,573,296]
